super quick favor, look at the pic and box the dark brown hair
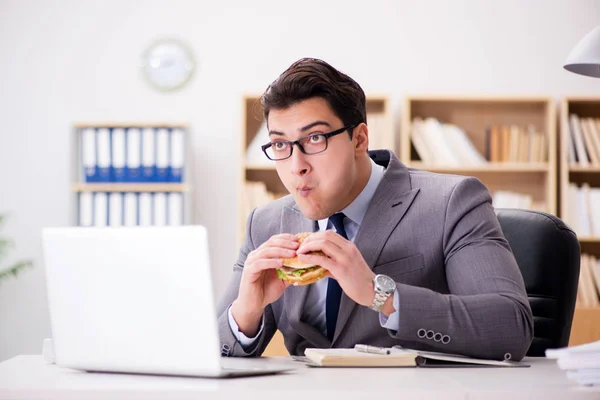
[260,58,366,133]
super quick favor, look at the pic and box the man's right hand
[230,233,299,337]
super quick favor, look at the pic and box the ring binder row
[79,126,185,183]
[78,192,184,227]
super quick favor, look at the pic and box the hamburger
[276,232,329,286]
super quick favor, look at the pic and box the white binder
[81,128,97,182]
[78,192,93,226]
[156,128,170,182]
[170,129,185,182]
[142,128,156,182]
[93,192,108,227]
[153,192,167,226]
[168,193,183,225]
[96,128,111,182]
[111,128,126,182]
[126,128,141,182]
[138,193,153,226]
[123,192,138,226]
[108,192,123,227]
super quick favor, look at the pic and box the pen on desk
[354,344,391,355]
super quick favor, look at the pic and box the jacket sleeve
[216,208,278,357]
[387,177,534,361]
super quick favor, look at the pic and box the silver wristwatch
[369,274,396,312]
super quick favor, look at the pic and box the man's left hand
[296,230,377,308]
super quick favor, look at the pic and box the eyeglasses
[261,124,357,161]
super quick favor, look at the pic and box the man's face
[267,97,366,220]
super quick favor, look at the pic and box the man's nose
[290,144,310,176]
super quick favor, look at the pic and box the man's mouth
[297,186,312,197]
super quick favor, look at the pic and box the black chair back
[496,208,581,356]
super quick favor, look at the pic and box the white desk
[0,355,598,400]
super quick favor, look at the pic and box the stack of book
[411,117,487,166]
[566,114,600,167]
[411,118,547,165]
[564,183,600,237]
[486,124,547,163]
[491,190,546,212]
[547,341,600,386]
[243,181,285,219]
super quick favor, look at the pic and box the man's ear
[353,123,369,155]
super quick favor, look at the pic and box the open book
[303,346,529,368]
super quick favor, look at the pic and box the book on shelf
[411,117,487,166]
[410,117,546,166]
[567,114,600,167]
[576,253,600,308]
[487,124,547,163]
[303,346,528,368]
[565,183,600,237]
[491,190,545,212]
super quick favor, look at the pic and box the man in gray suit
[217,58,533,361]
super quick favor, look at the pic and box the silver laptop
[42,225,294,378]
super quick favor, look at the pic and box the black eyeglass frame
[261,124,358,161]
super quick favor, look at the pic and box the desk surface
[0,355,599,400]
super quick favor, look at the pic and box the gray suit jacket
[218,150,534,361]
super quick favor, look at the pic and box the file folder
[142,128,156,182]
[156,128,170,182]
[96,128,111,182]
[123,192,138,226]
[108,192,123,226]
[81,128,98,182]
[111,128,126,182]
[138,193,153,226]
[78,192,93,226]
[126,128,142,182]
[170,129,184,183]
[168,193,183,225]
[93,192,108,227]
[153,192,167,226]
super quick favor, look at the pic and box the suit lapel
[332,153,420,344]
[280,206,331,348]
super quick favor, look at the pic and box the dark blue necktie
[326,213,347,342]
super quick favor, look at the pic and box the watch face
[375,274,396,294]
[141,38,195,92]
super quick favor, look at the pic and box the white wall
[1,0,599,362]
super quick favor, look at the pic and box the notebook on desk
[303,346,530,368]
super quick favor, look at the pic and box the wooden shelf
[245,164,276,171]
[569,166,600,173]
[72,183,190,192]
[569,307,600,346]
[401,96,557,215]
[73,122,189,129]
[579,237,600,243]
[408,162,550,173]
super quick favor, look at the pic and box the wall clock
[141,38,195,92]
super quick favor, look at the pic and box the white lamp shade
[564,27,600,78]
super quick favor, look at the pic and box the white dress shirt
[228,158,400,348]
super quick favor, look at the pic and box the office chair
[495,208,581,357]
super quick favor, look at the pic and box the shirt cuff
[379,288,400,332]
[227,304,264,349]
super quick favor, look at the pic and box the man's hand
[231,234,298,337]
[296,230,384,310]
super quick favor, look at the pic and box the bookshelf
[400,96,557,215]
[72,123,192,227]
[559,98,600,346]
[239,94,395,355]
